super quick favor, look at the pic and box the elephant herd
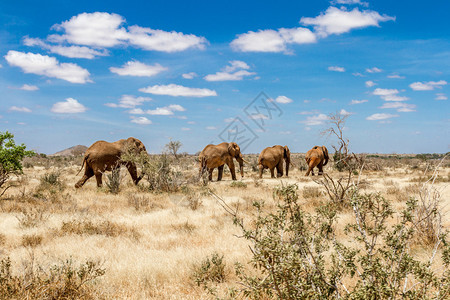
[74,138,330,188]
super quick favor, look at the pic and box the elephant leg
[217,165,224,181]
[208,168,214,181]
[270,168,275,178]
[228,161,236,180]
[125,162,141,185]
[75,167,94,188]
[95,172,103,187]
[276,161,283,178]
[258,164,264,178]
[318,163,324,175]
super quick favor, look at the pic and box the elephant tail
[76,154,89,176]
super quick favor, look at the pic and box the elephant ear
[228,142,237,157]
[322,146,329,166]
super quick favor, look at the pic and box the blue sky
[0,0,448,154]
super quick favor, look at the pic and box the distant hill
[50,145,87,157]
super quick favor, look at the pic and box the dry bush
[0,256,105,299]
[0,234,5,247]
[21,234,43,248]
[16,207,49,228]
[191,252,226,288]
[229,181,247,189]
[171,221,196,234]
[302,186,322,199]
[58,219,140,240]
[105,167,122,194]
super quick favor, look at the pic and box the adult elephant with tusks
[258,145,291,178]
[199,142,248,181]
[305,145,329,176]
[75,137,147,188]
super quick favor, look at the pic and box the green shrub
[192,252,226,287]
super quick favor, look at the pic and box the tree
[0,131,34,198]
[164,139,182,159]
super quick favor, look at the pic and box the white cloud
[300,7,394,38]
[275,96,293,104]
[366,113,399,121]
[49,12,207,52]
[350,99,368,104]
[182,72,197,79]
[206,126,217,130]
[128,108,145,114]
[380,102,416,112]
[435,93,447,101]
[365,80,376,87]
[24,37,108,59]
[328,66,345,72]
[5,51,91,84]
[300,114,329,125]
[249,113,269,120]
[181,127,191,131]
[109,61,167,77]
[130,116,152,125]
[145,104,185,116]
[204,60,255,81]
[224,117,235,123]
[139,84,217,97]
[372,88,409,101]
[298,110,320,115]
[352,72,365,77]
[105,95,152,108]
[387,74,405,79]
[230,27,316,53]
[409,80,447,91]
[331,0,368,5]
[366,67,382,73]
[187,121,195,124]
[340,109,353,116]
[9,106,32,113]
[19,84,39,91]
[51,98,87,113]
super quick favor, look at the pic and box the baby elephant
[305,145,329,176]
[75,137,147,188]
[258,145,291,178]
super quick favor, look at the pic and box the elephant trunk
[237,155,244,178]
[285,158,290,177]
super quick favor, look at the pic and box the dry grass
[0,155,448,298]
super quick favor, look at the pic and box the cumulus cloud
[206,126,217,130]
[146,104,185,115]
[23,37,108,59]
[298,110,320,115]
[365,80,376,87]
[5,51,91,84]
[409,80,447,91]
[380,102,416,112]
[181,127,191,131]
[249,113,269,120]
[340,109,353,116]
[300,7,394,38]
[275,96,293,104]
[48,12,207,52]
[331,0,368,5]
[231,27,316,53]
[366,67,382,73]
[19,84,39,91]
[130,116,152,125]
[387,74,405,79]
[109,61,167,77]
[9,106,32,113]
[350,99,368,104]
[435,93,447,100]
[300,114,329,126]
[105,95,152,108]
[51,98,87,113]
[139,84,217,97]
[182,72,197,79]
[366,113,399,121]
[204,60,256,81]
[372,88,409,101]
[328,66,345,72]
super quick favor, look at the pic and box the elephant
[74,137,147,188]
[258,145,291,178]
[305,145,329,176]
[199,142,245,181]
